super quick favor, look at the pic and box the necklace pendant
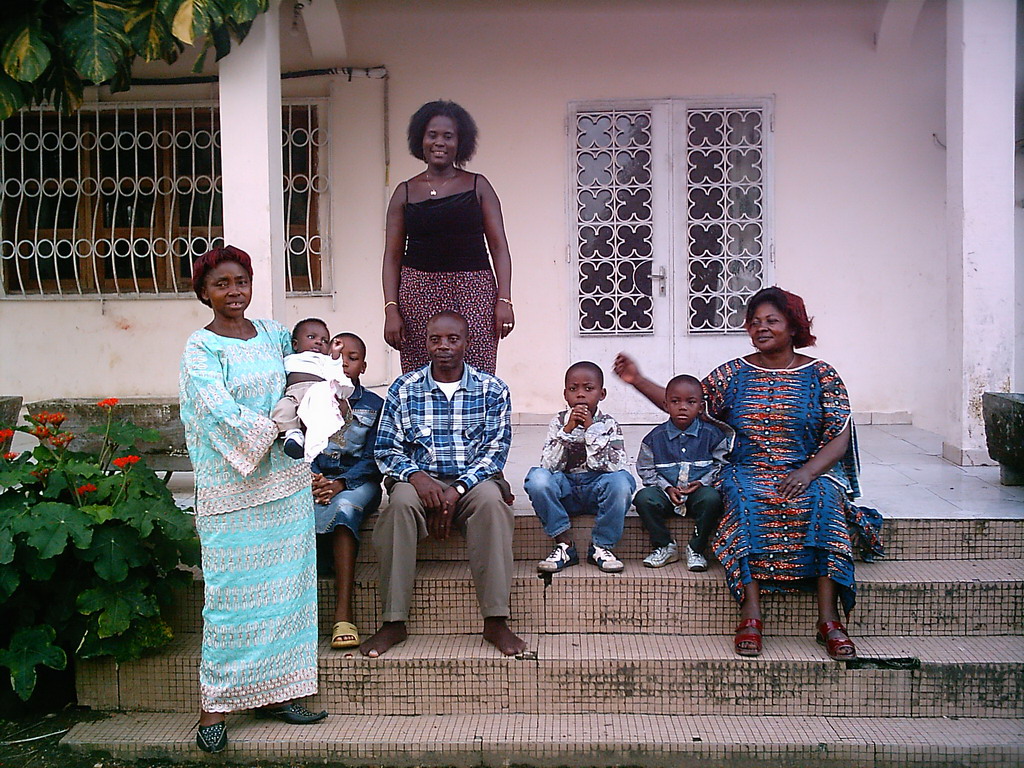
[430,189,437,196]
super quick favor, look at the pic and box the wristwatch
[452,481,468,496]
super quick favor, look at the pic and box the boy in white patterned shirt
[524,361,636,573]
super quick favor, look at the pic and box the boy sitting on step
[309,332,384,650]
[633,374,730,572]
[525,361,636,573]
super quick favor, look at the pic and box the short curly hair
[744,286,817,348]
[407,100,478,166]
[191,245,253,306]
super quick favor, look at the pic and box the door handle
[651,265,667,296]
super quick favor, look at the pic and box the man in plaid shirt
[361,311,527,658]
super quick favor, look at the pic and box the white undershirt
[436,380,460,400]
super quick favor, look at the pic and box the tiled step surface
[81,633,1024,719]
[164,558,1024,638]
[62,711,1024,767]
[346,513,1024,563]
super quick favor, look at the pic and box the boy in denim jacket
[633,374,730,571]
[310,333,384,649]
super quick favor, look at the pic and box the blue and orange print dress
[703,357,884,614]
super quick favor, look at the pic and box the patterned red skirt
[398,266,498,374]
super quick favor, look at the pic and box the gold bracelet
[384,301,398,311]
[498,297,513,307]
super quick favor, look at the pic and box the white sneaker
[686,545,708,572]
[587,544,624,573]
[643,542,680,568]
[537,542,579,573]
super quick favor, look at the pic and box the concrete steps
[62,712,1024,767]
[81,633,1023,719]
[347,512,1024,563]
[159,558,1024,638]
[65,509,1024,767]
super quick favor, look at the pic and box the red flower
[30,468,51,480]
[112,455,141,469]
[46,412,66,426]
[0,428,13,440]
[3,452,18,461]
[30,425,52,439]
[96,398,119,408]
[76,483,97,495]
[49,432,75,448]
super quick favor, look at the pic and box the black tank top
[402,174,491,272]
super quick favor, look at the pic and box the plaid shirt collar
[423,362,473,393]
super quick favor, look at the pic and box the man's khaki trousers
[372,477,514,622]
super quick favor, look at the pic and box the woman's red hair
[191,245,254,306]
[744,286,816,348]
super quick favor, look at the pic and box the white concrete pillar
[218,3,286,321]
[943,0,1017,465]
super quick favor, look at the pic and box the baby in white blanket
[271,318,354,460]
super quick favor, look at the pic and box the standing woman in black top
[382,101,514,375]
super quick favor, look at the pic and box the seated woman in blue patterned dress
[179,245,327,754]
[614,286,883,660]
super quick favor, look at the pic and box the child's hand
[329,337,345,360]
[679,481,702,495]
[613,353,641,384]
[666,486,686,506]
[577,406,594,430]
[563,404,589,433]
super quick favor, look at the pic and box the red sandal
[734,618,763,657]
[816,620,857,660]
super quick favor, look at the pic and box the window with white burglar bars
[0,100,328,297]
[572,99,770,335]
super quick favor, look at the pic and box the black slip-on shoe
[257,703,328,724]
[196,721,227,753]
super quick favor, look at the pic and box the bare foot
[482,617,527,656]
[360,621,407,657]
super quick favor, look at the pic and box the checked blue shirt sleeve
[374,375,422,482]
[456,378,511,491]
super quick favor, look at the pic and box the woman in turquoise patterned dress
[614,287,882,661]
[179,245,327,753]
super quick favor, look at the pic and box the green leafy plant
[0,399,199,701]
[0,0,271,120]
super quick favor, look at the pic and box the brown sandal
[734,618,763,657]
[816,620,857,659]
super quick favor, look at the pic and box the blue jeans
[314,480,382,539]
[524,467,636,549]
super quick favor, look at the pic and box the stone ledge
[62,712,1024,767]
[94,633,1024,719]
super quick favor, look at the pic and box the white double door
[568,99,771,422]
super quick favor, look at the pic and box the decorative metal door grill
[0,101,327,297]
[574,110,655,335]
[685,107,766,332]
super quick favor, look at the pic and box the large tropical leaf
[78,578,159,637]
[167,0,227,46]
[82,524,149,582]
[0,563,19,600]
[223,0,267,25]
[126,3,182,63]
[1,19,53,83]
[0,625,67,701]
[11,501,94,558]
[0,66,29,121]
[60,0,132,83]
